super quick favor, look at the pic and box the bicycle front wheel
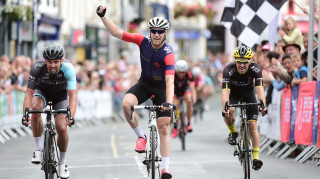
[179,112,186,151]
[150,126,156,179]
[44,131,55,179]
[243,125,250,179]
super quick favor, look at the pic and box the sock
[174,125,178,129]
[34,137,43,151]
[161,157,170,170]
[133,125,145,138]
[228,124,237,133]
[187,122,190,126]
[59,151,67,164]
[253,147,260,160]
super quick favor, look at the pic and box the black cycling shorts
[229,88,258,121]
[126,77,171,118]
[33,89,69,117]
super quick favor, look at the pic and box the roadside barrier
[0,90,117,144]
[259,81,320,167]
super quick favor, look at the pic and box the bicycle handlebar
[223,99,267,117]
[130,105,177,123]
[24,102,73,126]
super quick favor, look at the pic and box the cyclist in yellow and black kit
[221,45,267,170]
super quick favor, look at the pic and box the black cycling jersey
[27,59,77,93]
[222,62,263,91]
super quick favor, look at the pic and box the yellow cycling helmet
[233,45,253,59]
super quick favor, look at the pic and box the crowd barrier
[0,90,117,144]
[258,81,320,167]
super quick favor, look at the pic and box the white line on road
[111,134,119,158]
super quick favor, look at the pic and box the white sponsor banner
[266,88,282,140]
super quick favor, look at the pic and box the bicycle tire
[150,125,156,179]
[180,112,186,151]
[44,130,56,179]
[243,122,250,179]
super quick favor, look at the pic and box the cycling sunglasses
[150,29,165,34]
[235,60,251,65]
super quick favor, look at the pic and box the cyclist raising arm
[22,45,77,179]
[221,45,267,171]
[97,6,175,178]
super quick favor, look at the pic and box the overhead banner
[281,85,292,142]
[294,81,316,145]
[290,86,299,142]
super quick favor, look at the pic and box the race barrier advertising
[281,85,291,143]
[0,90,113,144]
[261,81,320,166]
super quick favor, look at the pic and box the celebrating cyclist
[171,60,196,138]
[221,45,267,171]
[22,45,77,178]
[97,6,175,178]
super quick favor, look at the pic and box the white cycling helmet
[148,17,170,30]
[175,60,188,72]
[191,67,201,77]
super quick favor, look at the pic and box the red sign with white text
[281,86,291,142]
[295,81,316,145]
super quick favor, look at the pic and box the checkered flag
[221,0,286,47]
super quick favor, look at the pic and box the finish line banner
[294,81,316,145]
[281,85,292,142]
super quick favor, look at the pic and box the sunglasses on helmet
[150,29,165,34]
[235,60,250,65]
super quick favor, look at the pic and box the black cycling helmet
[233,45,253,59]
[43,45,64,60]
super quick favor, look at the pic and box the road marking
[111,134,119,158]
[134,156,148,177]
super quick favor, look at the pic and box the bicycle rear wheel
[150,125,156,179]
[179,112,186,151]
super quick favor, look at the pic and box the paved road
[0,94,319,179]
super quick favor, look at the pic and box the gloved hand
[96,6,106,18]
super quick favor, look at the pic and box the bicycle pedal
[142,160,149,165]
[233,151,239,156]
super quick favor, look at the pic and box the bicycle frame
[225,100,264,179]
[130,103,176,179]
[24,102,71,179]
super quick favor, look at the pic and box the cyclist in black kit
[221,45,267,171]
[22,45,77,179]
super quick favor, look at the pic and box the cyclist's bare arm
[23,88,35,114]
[68,89,77,117]
[222,89,230,110]
[165,75,174,104]
[255,86,267,115]
[98,6,123,39]
[190,82,197,102]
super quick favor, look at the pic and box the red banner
[281,86,291,142]
[295,81,316,145]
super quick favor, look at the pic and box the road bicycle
[176,96,187,151]
[24,101,72,179]
[130,96,176,179]
[224,99,265,179]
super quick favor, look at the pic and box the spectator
[275,39,286,61]
[282,42,301,55]
[278,17,304,50]
[291,53,307,86]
